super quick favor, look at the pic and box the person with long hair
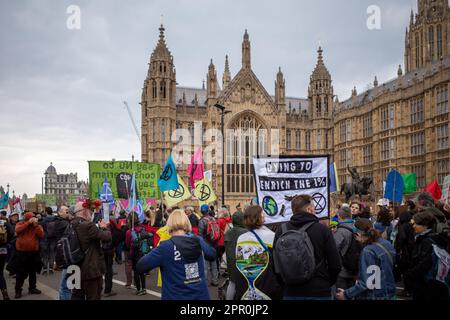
[336,218,396,300]
[235,205,282,300]
[374,207,393,242]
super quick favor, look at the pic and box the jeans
[59,269,72,300]
[104,251,114,293]
[205,258,219,285]
[284,296,332,300]
[41,240,56,271]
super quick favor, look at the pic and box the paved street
[5,261,221,300]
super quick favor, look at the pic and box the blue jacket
[344,238,396,300]
[136,234,216,300]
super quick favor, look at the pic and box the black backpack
[274,222,316,285]
[55,221,86,269]
[46,219,58,239]
[337,225,362,274]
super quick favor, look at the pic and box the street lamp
[214,103,231,207]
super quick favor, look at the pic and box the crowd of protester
[0,191,449,301]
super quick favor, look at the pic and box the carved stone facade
[142,0,450,206]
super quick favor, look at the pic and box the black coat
[394,213,414,273]
[273,212,341,297]
[404,230,450,300]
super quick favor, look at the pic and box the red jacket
[15,221,44,252]
[218,217,232,247]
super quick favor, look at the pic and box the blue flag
[329,162,339,193]
[384,169,404,203]
[126,173,137,214]
[158,154,179,191]
[100,177,114,206]
[0,192,9,209]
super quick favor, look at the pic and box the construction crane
[123,101,141,143]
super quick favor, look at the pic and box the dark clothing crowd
[1,191,449,301]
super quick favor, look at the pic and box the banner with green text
[88,161,161,200]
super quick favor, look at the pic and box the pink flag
[120,199,129,210]
[188,146,204,189]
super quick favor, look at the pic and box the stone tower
[141,23,177,165]
[405,0,450,72]
[275,67,286,112]
[308,47,334,155]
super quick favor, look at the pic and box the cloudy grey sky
[0,0,431,196]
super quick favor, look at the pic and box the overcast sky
[0,0,434,197]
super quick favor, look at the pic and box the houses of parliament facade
[141,0,450,206]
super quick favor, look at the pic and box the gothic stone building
[141,0,450,206]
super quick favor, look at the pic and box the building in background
[44,162,88,203]
[141,0,449,205]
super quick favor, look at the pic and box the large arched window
[152,81,157,99]
[226,113,267,194]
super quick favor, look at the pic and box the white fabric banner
[441,175,450,202]
[253,156,329,224]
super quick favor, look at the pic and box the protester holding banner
[273,195,341,300]
[336,218,396,300]
[136,210,216,300]
[234,205,282,300]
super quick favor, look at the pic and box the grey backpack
[274,221,316,285]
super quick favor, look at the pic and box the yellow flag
[194,177,217,206]
[163,174,191,208]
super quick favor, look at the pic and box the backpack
[46,219,58,239]
[273,222,316,285]
[131,228,153,259]
[55,221,86,269]
[0,222,7,245]
[426,239,450,293]
[204,217,221,242]
[337,225,362,274]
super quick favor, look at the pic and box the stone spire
[374,76,378,87]
[242,30,251,69]
[207,59,218,99]
[275,67,285,110]
[222,55,231,90]
[311,46,331,81]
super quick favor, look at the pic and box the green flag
[402,173,417,194]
